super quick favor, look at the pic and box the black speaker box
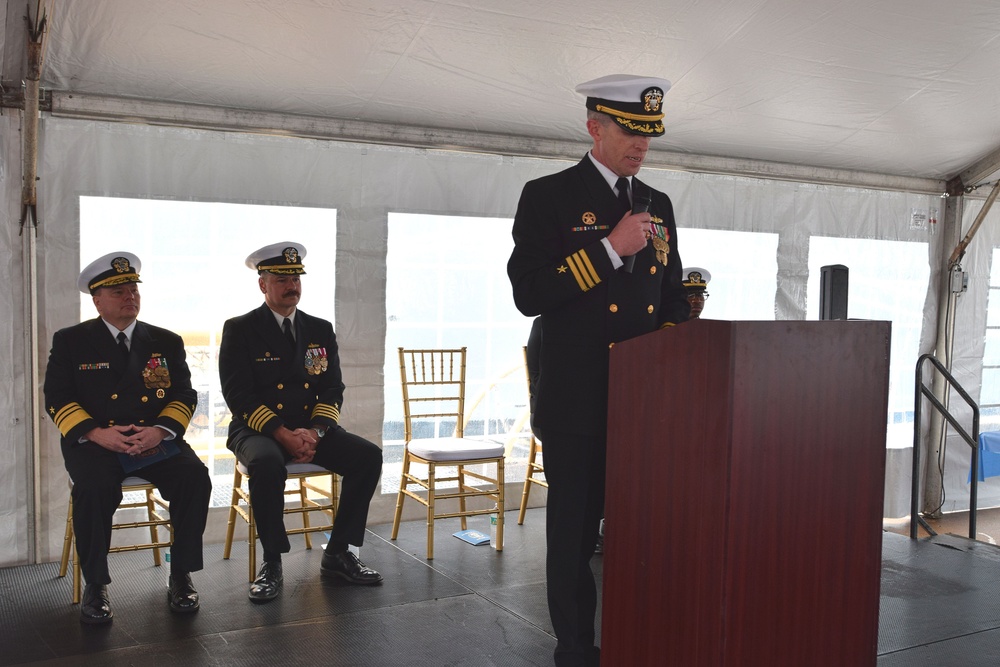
[820,264,849,320]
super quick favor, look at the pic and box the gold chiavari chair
[391,347,505,559]
[223,462,339,581]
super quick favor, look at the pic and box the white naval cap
[682,267,711,292]
[245,242,307,274]
[575,74,672,137]
[78,251,142,294]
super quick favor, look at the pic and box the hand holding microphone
[623,185,652,273]
[607,181,653,273]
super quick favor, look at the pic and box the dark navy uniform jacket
[44,318,197,444]
[507,155,690,436]
[219,303,344,445]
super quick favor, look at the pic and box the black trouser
[230,425,382,555]
[62,440,212,586]
[541,428,606,667]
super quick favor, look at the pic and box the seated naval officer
[43,252,212,624]
[218,242,383,603]
[682,266,711,318]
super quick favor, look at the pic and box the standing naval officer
[507,74,690,665]
[44,252,212,624]
[218,242,383,603]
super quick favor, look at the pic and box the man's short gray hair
[587,110,610,125]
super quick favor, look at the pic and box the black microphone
[623,183,652,273]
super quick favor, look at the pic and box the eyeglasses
[687,292,709,300]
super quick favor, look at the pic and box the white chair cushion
[69,476,153,487]
[236,460,328,475]
[407,437,505,462]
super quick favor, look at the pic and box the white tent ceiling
[4,0,1000,190]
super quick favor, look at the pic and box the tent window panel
[981,406,1000,435]
[80,196,336,507]
[985,330,1000,366]
[980,368,1000,406]
[988,249,1000,329]
[383,213,529,494]
[991,248,1000,288]
[676,228,780,320]
[987,299,1000,328]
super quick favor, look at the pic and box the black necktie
[282,317,296,347]
[616,177,631,213]
[116,331,129,361]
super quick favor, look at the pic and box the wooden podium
[601,319,890,666]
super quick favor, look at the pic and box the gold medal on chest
[652,236,670,266]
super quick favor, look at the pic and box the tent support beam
[21,1,48,565]
[958,145,1000,191]
[44,91,948,196]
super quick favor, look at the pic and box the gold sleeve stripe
[52,403,92,437]
[247,405,278,432]
[566,250,600,292]
[311,403,341,423]
[160,401,194,427]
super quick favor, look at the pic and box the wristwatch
[313,426,327,439]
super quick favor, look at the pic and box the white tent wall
[26,115,562,565]
[0,113,34,568]
[1,113,993,566]
[937,198,1000,516]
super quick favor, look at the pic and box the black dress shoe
[248,561,283,603]
[320,549,383,585]
[80,583,113,625]
[168,572,200,613]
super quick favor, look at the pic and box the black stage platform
[1,511,999,665]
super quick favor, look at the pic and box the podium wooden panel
[601,319,890,666]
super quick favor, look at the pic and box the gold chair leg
[145,488,162,567]
[300,478,313,551]
[223,468,242,560]
[391,454,411,540]
[426,462,435,560]
[496,458,505,552]
[518,438,537,525]
[72,544,81,605]
[247,501,257,583]
[59,496,73,578]
[62,495,82,604]
[457,464,468,531]
[331,473,340,518]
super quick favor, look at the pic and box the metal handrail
[912,353,979,539]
